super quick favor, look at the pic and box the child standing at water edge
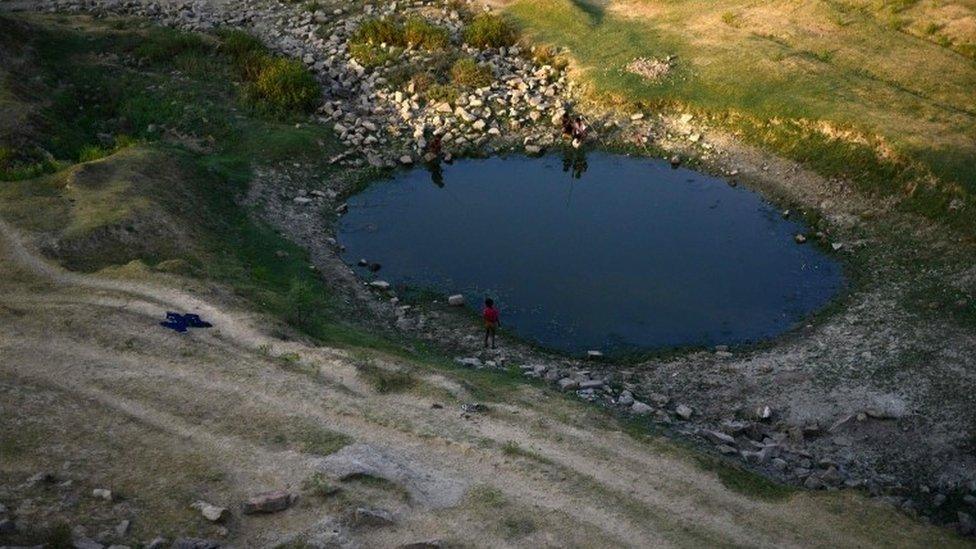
[483,298,500,349]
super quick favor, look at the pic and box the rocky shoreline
[11,0,976,540]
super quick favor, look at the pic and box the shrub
[218,30,269,80]
[348,42,400,68]
[78,144,110,162]
[450,57,493,88]
[463,13,518,48]
[353,17,403,46]
[403,16,450,49]
[219,28,266,60]
[410,72,435,93]
[135,27,210,63]
[245,57,321,115]
[426,83,459,104]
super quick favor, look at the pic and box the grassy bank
[505,0,976,232]
[0,13,394,350]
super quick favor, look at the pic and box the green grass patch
[463,13,520,48]
[450,56,493,88]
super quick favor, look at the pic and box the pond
[337,151,844,355]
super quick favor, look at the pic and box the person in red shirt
[483,297,500,349]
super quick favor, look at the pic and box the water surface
[338,152,843,354]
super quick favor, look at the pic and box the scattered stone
[617,390,634,407]
[448,294,465,306]
[146,538,168,549]
[630,401,653,415]
[92,488,113,501]
[455,357,482,368]
[369,280,391,290]
[717,444,738,456]
[352,506,395,527]
[460,403,488,414]
[399,155,413,165]
[242,490,296,515]
[578,379,604,390]
[335,203,348,214]
[586,350,604,359]
[675,404,693,420]
[630,112,645,121]
[704,430,736,446]
[558,378,579,392]
[114,520,130,537]
[73,538,104,549]
[794,234,807,244]
[190,501,229,523]
[669,155,681,168]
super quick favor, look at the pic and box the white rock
[675,404,693,420]
[190,501,229,522]
[92,488,113,501]
[448,294,465,306]
[369,280,391,290]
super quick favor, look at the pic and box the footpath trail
[0,219,963,546]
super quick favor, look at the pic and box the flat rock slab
[314,443,468,509]
[243,489,296,514]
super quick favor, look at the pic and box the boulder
[617,391,635,407]
[92,488,113,501]
[578,379,604,390]
[369,280,391,290]
[448,294,465,306]
[630,401,653,415]
[557,378,579,392]
[242,490,296,514]
[704,430,736,446]
[675,404,693,420]
[794,234,807,244]
[352,507,395,527]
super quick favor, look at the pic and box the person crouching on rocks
[483,298,500,349]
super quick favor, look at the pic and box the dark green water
[338,152,844,354]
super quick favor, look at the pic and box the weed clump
[403,16,450,49]
[135,27,210,63]
[463,13,519,48]
[244,57,320,114]
[217,30,320,115]
[450,57,493,88]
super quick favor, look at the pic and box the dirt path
[0,210,962,546]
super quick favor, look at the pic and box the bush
[426,83,459,104]
[219,29,266,60]
[219,30,269,80]
[463,13,519,48]
[245,57,321,115]
[348,42,400,68]
[403,16,450,49]
[450,57,493,88]
[353,17,403,46]
[135,27,210,63]
[78,144,110,162]
[352,16,450,51]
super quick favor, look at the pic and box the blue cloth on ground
[160,311,213,332]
